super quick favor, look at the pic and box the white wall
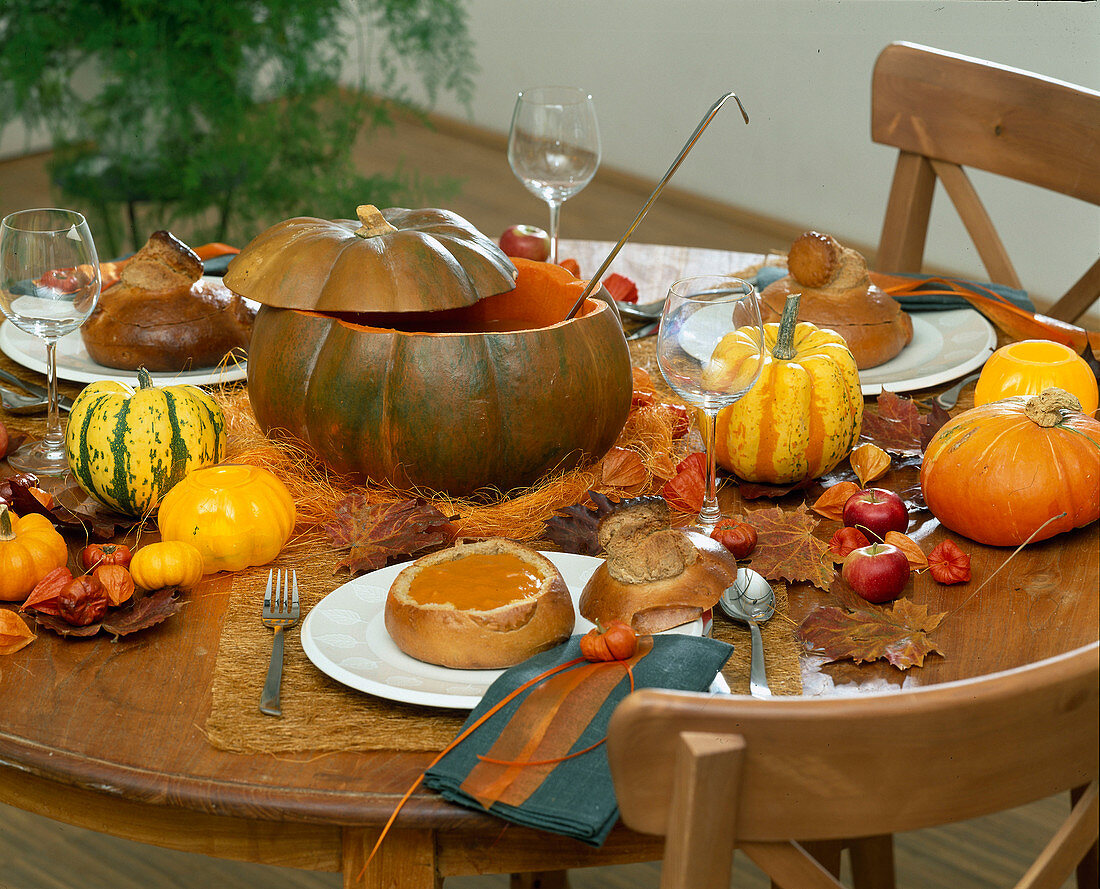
[387,0,1100,308]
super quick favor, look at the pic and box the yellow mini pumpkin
[65,367,226,517]
[0,506,69,602]
[130,541,205,590]
[712,293,863,484]
[157,464,295,572]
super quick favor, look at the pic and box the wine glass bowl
[0,208,101,476]
[507,86,600,263]
[657,275,764,530]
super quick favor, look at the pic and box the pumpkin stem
[1024,387,1081,427]
[772,292,802,361]
[354,205,398,239]
[137,367,154,390]
[0,505,15,541]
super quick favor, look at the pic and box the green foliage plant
[0,0,475,254]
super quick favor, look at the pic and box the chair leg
[510,872,569,889]
[849,835,896,889]
[1070,786,1098,889]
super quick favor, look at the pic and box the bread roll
[385,538,575,669]
[80,231,256,372]
[761,231,913,369]
[579,499,738,633]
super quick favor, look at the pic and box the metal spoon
[718,567,776,697]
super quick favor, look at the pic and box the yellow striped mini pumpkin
[64,367,226,517]
[712,293,863,485]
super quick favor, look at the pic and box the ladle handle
[563,91,749,321]
[748,620,772,698]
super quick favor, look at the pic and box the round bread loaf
[385,538,575,669]
[761,231,913,369]
[579,530,738,633]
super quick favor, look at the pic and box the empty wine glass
[0,208,101,476]
[507,86,600,264]
[657,275,765,530]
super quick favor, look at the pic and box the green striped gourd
[65,368,226,517]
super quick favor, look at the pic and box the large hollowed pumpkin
[230,209,631,496]
[920,387,1100,546]
[711,293,863,484]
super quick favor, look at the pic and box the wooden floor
[0,117,1082,889]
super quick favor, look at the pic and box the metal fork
[259,568,299,717]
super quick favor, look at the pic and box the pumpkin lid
[223,205,518,313]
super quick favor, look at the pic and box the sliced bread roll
[385,538,575,669]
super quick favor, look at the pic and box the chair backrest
[872,41,1100,323]
[608,641,1099,889]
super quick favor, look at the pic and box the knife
[0,367,75,412]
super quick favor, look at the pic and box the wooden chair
[608,642,1099,889]
[872,41,1100,323]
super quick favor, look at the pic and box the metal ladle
[718,567,776,697]
[563,90,749,321]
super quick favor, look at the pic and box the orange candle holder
[974,339,1098,415]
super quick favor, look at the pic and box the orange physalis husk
[662,452,706,513]
[0,610,35,654]
[850,443,891,488]
[874,273,1098,355]
[812,481,861,522]
[557,258,581,277]
[193,242,241,261]
[93,564,136,606]
[600,448,647,488]
[828,527,870,562]
[603,272,639,303]
[631,366,657,408]
[647,452,678,482]
[884,531,928,571]
[928,540,971,584]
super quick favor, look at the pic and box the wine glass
[0,208,101,476]
[507,86,601,264]
[656,275,765,531]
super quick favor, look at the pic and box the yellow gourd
[129,541,205,590]
[0,506,69,602]
[156,464,295,572]
[974,339,1098,415]
[712,293,863,484]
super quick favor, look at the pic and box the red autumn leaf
[828,526,870,563]
[661,452,706,514]
[603,272,639,303]
[600,447,647,488]
[740,503,834,591]
[811,481,861,521]
[797,598,947,670]
[541,491,620,555]
[326,496,457,575]
[859,391,950,455]
[928,539,971,584]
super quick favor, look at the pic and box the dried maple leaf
[797,598,947,669]
[850,443,891,487]
[740,503,834,591]
[736,477,815,500]
[600,447,647,488]
[326,496,457,575]
[884,531,928,571]
[541,491,621,555]
[0,609,35,654]
[859,391,950,455]
[811,481,861,521]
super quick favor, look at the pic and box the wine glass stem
[547,200,562,264]
[43,337,65,456]
[699,409,723,529]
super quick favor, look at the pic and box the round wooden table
[1,241,1097,888]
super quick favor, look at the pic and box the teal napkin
[424,634,733,846]
[750,266,1034,312]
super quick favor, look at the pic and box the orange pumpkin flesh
[920,391,1100,546]
[246,258,632,496]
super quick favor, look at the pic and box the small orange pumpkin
[920,388,1100,546]
[580,619,638,662]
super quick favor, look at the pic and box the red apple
[499,224,551,261]
[842,487,908,542]
[842,542,911,603]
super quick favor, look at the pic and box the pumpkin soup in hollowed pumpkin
[229,207,631,496]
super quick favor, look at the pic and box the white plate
[681,307,995,397]
[857,308,996,396]
[300,551,704,710]
[0,277,248,387]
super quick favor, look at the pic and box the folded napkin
[749,266,1034,313]
[424,634,733,846]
